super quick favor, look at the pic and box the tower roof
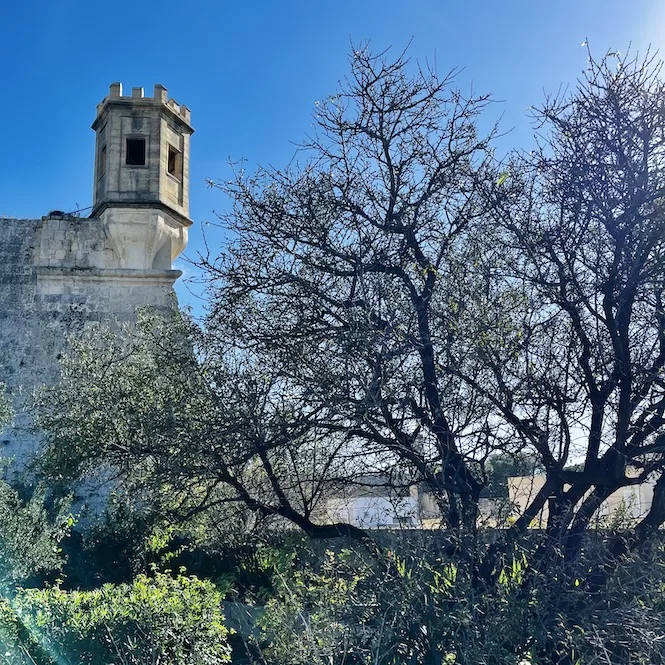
[92,83,194,133]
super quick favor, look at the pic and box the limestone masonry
[0,83,193,465]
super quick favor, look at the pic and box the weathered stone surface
[0,82,193,475]
[0,214,181,467]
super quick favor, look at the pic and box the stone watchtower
[91,83,194,271]
[0,83,193,468]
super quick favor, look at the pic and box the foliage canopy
[35,46,665,580]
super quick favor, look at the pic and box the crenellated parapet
[94,83,192,128]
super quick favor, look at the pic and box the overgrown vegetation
[0,573,231,664]
[3,43,665,663]
[247,536,665,665]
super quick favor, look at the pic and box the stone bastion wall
[0,214,180,469]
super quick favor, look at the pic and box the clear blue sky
[1,0,663,309]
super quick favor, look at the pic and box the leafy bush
[0,596,31,665]
[13,573,231,664]
[249,538,665,665]
[252,543,470,665]
[0,479,72,588]
[61,499,158,588]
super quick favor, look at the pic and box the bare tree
[37,47,665,569]
[36,312,372,541]
[448,48,665,560]
[201,45,499,533]
[29,44,665,665]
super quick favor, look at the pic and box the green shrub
[14,573,231,664]
[0,596,30,665]
[0,478,72,588]
[250,538,665,665]
[61,500,157,588]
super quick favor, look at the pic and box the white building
[508,472,656,528]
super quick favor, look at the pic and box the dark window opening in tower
[98,145,107,179]
[167,145,182,181]
[126,138,146,166]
